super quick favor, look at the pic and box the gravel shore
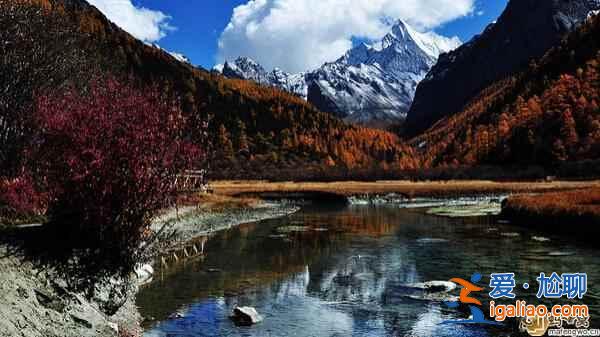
[0,245,132,337]
[149,201,299,252]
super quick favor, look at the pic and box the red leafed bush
[32,77,200,266]
[0,174,46,219]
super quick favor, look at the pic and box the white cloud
[217,0,475,73]
[86,0,174,42]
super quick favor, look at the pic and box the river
[137,202,600,337]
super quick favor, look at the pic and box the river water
[137,203,600,337]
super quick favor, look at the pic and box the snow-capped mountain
[214,20,460,126]
[306,20,460,125]
[217,57,308,98]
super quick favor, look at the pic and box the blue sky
[437,0,509,44]
[140,0,248,69]
[94,0,509,72]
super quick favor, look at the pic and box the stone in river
[169,311,186,319]
[532,236,550,242]
[409,281,457,293]
[230,306,263,326]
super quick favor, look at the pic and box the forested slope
[413,15,600,177]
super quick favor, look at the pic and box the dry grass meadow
[212,180,600,198]
[503,188,600,221]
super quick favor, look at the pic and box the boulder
[169,311,185,319]
[230,307,263,326]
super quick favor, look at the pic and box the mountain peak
[235,56,261,67]
[217,56,308,99]
[390,19,409,39]
[221,56,267,83]
[216,19,461,126]
[380,20,460,58]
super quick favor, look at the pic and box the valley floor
[214,180,600,234]
[2,180,600,337]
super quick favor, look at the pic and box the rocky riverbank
[0,244,138,337]
[0,199,299,337]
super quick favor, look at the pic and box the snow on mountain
[269,68,308,99]
[214,20,460,126]
[168,51,190,64]
[219,57,308,98]
[404,24,462,59]
[150,43,191,64]
[213,63,224,72]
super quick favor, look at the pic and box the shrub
[31,78,200,268]
[0,1,91,176]
[0,174,46,221]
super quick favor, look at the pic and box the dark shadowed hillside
[405,0,600,137]
[413,14,600,176]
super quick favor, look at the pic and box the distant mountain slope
[414,14,600,173]
[218,57,308,99]
[0,0,418,181]
[216,20,460,127]
[405,0,600,136]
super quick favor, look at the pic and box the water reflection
[138,204,600,337]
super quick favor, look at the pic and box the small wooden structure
[175,170,211,192]
[157,235,208,270]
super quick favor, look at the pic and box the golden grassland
[502,188,600,222]
[211,180,600,199]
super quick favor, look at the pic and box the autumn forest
[1,0,600,189]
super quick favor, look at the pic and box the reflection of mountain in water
[139,205,600,337]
